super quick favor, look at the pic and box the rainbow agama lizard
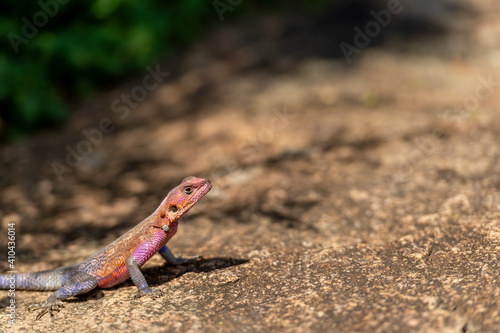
[0,177,211,319]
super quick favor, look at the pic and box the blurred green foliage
[0,0,328,140]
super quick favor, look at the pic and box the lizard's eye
[170,205,179,213]
[184,187,193,195]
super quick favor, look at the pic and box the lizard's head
[153,177,212,232]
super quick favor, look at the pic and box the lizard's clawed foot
[28,300,65,320]
[149,288,163,299]
[172,254,203,265]
[134,287,163,300]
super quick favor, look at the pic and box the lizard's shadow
[65,257,248,303]
[141,256,249,286]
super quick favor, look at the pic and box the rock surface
[2,0,500,331]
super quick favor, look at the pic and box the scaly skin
[0,177,211,320]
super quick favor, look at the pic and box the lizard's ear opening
[153,211,167,229]
[153,218,162,229]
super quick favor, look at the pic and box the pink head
[153,177,211,231]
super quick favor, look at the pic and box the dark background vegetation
[0,0,328,140]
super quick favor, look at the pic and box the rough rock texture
[2,0,500,331]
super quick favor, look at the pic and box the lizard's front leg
[126,256,163,299]
[126,246,201,299]
[28,271,98,320]
[159,245,202,265]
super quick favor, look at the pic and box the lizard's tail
[0,269,63,291]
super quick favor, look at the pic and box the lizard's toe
[191,254,203,261]
[133,288,163,300]
[28,303,42,311]
[149,288,163,299]
[28,300,64,320]
[172,254,203,265]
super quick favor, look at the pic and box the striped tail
[0,269,63,291]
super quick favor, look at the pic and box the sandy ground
[2,0,500,331]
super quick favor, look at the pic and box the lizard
[0,176,211,320]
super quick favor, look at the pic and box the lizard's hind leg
[28,270,98,320]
